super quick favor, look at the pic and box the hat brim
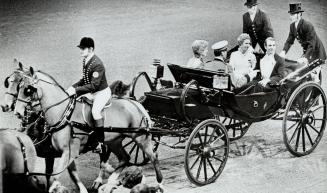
[77,45,86,49]
[288,10,304,14]
[244,2,258,6]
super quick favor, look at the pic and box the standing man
[66,37,111,153]
[280,2,326,64]
[205,40,232,73]
[243,0,274,54]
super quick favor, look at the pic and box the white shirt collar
[84,52,95,65]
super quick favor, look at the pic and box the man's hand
[258,79,269,87]
[66,86,76,96]
[279,50,286,58]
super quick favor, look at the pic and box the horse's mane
[110,80,131,98]
[36,70,67,92]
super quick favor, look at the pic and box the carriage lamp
[150,59,164,89]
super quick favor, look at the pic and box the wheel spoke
[289,123,301,143]
[190,154,201,170]
[203,157,207,181]
[134,146,140,163]
[207,127,216,143]
[304,125,314,146]
[207,157,217,175]
[302,123,306,152]
[196,157,203,179]
[307,95,321,110]
[123,140,134,148]
[197,133,204,148]
[295,124,302,151]
[129,143,137,155]
[287,121,299,132]
[204,126,208,144]
[213,155,224,162]
[311,105,325,113]
[307,123,320,134]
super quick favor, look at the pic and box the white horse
[14,67,163,193]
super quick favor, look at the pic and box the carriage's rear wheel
[122,136,160,166]
[129,72,155,103]
[282,82,326,156]
[217,116,251,141]
[184,119,229,185]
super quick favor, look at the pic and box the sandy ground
[0,0,327,192]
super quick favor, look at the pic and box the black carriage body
[142,64,287,123]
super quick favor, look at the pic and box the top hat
[244,0,258,7]
[77,37,95,49]
[288,2,304,14]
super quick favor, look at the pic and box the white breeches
[88,87,111,120]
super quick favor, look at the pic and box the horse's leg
[91,139,129,190]
[134,134,163,184]
[45,157,54,191]
[67,160,88,193]
[49,131,84,193]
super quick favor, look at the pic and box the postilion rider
[66,37,111,153]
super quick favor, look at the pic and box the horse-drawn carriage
[127,58,326,185]
[3,57,326,190]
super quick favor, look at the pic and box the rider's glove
[66,86,76,96]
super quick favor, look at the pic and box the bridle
[17,71,76,133]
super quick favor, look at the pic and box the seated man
[229,33,258,88]
[235,37,285,94]
[205,40,232,73]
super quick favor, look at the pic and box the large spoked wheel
[129,72,155,103]
[122,136,160,166]
[185,119,229,186]
[282,82,326,156]
[217,116,251,141]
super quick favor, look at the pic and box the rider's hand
[259,79,269,87]
[279,50,286,58]
[66,86,76,96]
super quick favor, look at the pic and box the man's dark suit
[283,18,326,63]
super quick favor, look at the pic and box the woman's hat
[288,2,304,14]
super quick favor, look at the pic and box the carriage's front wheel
[282,82,326,156]
[184,119,229,185]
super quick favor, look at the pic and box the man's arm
[302,21,317,62]
[282,24,296,54]
[262,11,274,38]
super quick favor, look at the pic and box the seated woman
[186,40,208,69]
[229,33,257,88]
[234,37,285,94]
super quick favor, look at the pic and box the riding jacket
[72,55,108,96]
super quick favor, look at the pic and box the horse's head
[1,59,26,112]
[14,66,42,119]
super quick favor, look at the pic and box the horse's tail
[129,100,153,129]
[110,80,131,98]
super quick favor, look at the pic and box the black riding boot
[93,118,105,153]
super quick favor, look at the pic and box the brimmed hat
[288,2,304,14]
[212,40,228,51]
[77,37,94,49]
[244,0,258,7]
